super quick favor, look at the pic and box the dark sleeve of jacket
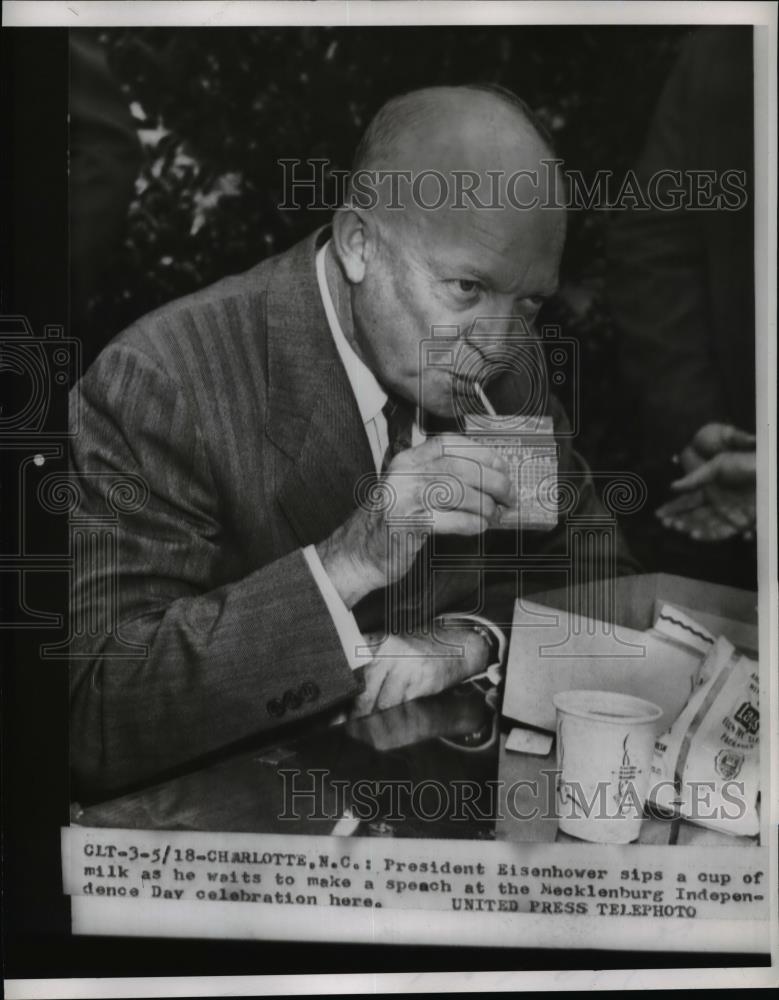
[69,339,361,801]
[606,27,754,465]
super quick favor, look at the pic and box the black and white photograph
[2,1,777,996]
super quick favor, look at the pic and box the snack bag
[648,637,760,837]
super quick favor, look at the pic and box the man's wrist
[315,524,383,609]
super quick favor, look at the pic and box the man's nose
[463,314,535,358]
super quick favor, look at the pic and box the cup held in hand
[463,414,558,530]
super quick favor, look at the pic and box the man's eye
[449,279,483,301]
[520,295,545,310]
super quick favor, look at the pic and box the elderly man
[70,84,635,799]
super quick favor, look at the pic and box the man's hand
[316,434,511,607]
[347,626,489,719]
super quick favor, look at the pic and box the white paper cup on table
[552,690,663,844]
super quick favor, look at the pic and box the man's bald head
[343,84,562,229]
[352,84,554,173]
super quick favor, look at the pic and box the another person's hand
[348,626,489,719]
[671,448,756,493]
[655,489,747,541]
[316,434,511,607]
[677,422,756,471]
[655,423,756,541]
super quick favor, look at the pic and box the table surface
[74,677,500,839]
[73,674,755,848]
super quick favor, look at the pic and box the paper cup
[552,689,663,844]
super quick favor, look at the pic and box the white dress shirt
[301,242,398,669]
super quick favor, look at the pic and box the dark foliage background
[78,25,689,468]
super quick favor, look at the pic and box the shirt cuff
[302,544,374,671]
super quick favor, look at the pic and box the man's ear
[331,208,370,285]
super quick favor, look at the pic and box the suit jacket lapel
[265,228,375,546]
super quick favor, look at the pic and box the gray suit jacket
[70,227,637,799]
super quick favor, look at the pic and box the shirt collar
[315,241,387,426]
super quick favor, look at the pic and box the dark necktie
[381,394,415,472]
